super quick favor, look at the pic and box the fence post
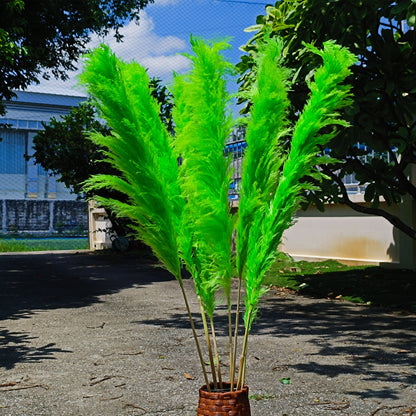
[49,200,55,233]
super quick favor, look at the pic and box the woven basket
[197,382,251,416]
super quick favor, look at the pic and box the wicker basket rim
[199,382,249,399]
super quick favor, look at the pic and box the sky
[26,0,269,98]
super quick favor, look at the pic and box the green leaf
[244,24,263,33]
[392,2,411,14]
[407,13,416,27]
[315,197,325,212]
[280,378,291,385]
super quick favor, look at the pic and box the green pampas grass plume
[80,45,183,279]
[241,39,355,329]
[80,44,215,388]
[236,39,355,388]
[236,37,291,280]
[173,37,236,389]
[79,36,356,392]
[174,37,235,315]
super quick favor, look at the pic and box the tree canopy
[32,101,110,195]
[0,0,151,115]
[238,0,416,240]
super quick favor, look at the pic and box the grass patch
[264,254,416,313]
[0,238,89,252]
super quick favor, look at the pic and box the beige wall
[280,166,416,269]
[397,164,416,269]
[281,202,404,266]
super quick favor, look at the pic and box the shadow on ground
[0,251,173,321]
[136,289,416,401]
[291,266,416,312]
[0,251,173,369]
[0,328,71,369]
[1,252,415,402]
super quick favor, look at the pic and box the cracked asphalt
[0,251,415,415]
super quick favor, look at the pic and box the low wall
[86,198,415,268]
[1,199,88,235]
[281,202,403,266]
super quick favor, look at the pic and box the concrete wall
[278,165,416,269]
[280,202,408,266]
[1,199,88,234]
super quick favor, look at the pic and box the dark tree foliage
[238,0,416,240]
[149,77,175,135]
[31,102,110,195]
[0,0,151,115]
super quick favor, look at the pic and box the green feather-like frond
[236,37,292,279]
[80,45,184,279]
[239,40,356,329]
[173,37,235,315]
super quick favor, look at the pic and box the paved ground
[0,251,415,416]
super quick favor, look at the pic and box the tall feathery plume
[234,37,292,389]
[173,37,235,389]
[236,40,356,389]
[80,45,210,387]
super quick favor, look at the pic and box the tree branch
[321,165,416,240]
[348,150,416,202]
[380,20,401,33]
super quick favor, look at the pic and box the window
[0,130,26,174]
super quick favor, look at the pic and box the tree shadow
[0,328,72,370]
[278,265,416,312]
[254,296,416,398]
[0,251,174,368]
[135,289,416,400]
[0,251,174,322]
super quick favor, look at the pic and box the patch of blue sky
[147,0,267,57]
[27,0,268,114]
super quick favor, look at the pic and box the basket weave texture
[197,382,251,416]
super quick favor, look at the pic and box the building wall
[0,91,86,201]
[278,164,415,269]
[0,91,88,235]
